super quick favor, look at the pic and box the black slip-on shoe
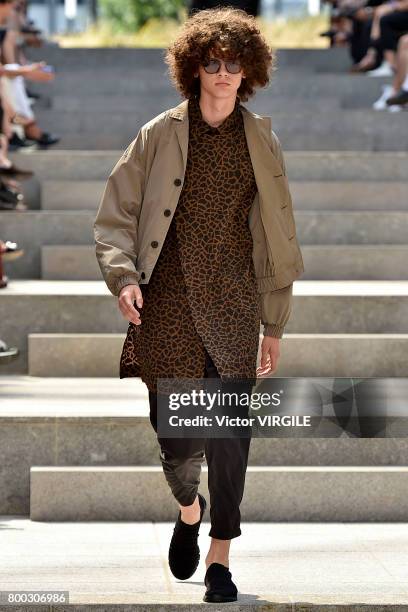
[168,492,207,580]
[8,134,38,150]
[203,562,238,603]
[34,132,60,147]
[386,89,408,106]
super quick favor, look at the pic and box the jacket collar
[168,97,283,181]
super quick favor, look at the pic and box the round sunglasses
[202,58,242,74]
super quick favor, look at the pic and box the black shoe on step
[386,89,408,106]
[203,561,238,603]
[34,132,60,147]
[8,133,38,150]
[0,180,24,208]
[168,492,207,580]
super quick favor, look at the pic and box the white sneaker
[367,61,394,77]
[372,84,395,110]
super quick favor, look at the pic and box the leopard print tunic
[119,94,261,393]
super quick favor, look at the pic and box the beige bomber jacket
[93,97,305,338]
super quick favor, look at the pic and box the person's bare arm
[372,0,408,16]
[0,62,54,81]
[1,29,52,80]
[394,0,408,10]
[1,29,17,64]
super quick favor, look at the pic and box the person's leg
[148,379,208,582]
[202,348,253,568]
[147,346,253,563]
[2,68,35,122]
[350,18,373,64]
[350,18,384,72]
[379,11,408,68]
[0,134,10,168]
[149,390,206,523]
[2,65,59,146]
[392,35,408,91]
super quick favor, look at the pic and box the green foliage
[99,0,185,32]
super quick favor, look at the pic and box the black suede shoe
[8,133,37,149]
[34,132,60,147]
[168,492,207,580]
[386,89,408,106]
[203,562,238,602]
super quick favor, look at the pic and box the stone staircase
[1,47,407,524]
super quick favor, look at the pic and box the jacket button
[174,178,182,186]
[141,272,145,279]
[151,240,158,248]
[164,209,171,217]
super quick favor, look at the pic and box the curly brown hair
[164,6,275,103]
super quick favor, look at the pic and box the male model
[94,6,304,603]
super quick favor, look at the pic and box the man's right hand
[118,284,143,325]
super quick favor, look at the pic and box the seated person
[0,0,59,146]
[350,0,408,73]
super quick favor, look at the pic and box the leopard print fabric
[119,93,261,393]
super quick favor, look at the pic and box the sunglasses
[202,58,242,74]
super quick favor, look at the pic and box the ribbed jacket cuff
[113,274,140,296]
[263,322,285,338]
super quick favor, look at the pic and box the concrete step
[27,332,408,377]
[28,333,124,377]
[45,76,398,113]
[35,109,408,151]
[41,179,408,211]
[17,176,42,210]
[3,208,408,278]
[46,74,396,108]
[0,280,123,375]
[54,93,345,113]
[42,180,105,210]
[37,70,387,91]
[38,244,408,282]
[30,464,408,521]
[10,150,120,180]
[18,209,408,245]
[284,212,408,244]
[49,92,392,113]
[4,374,407,515]
[10,150,408,181]
[40,82,392,117]
[1,375,403,455]
[3,279,408,375]
[0,212,94,279]
[3,518,408,609]
[292,181,408,210]
[27,46,351,72]
[42,246,101,280]
[302,245,408,280]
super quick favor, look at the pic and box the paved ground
[2,518,408,608]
